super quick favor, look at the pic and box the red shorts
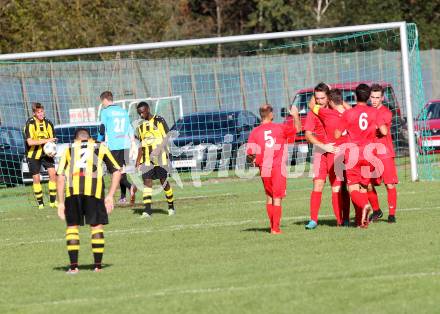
[372,157,398,185]
[313,151,344,186]
[260,167,287,199]
[326,152,345,187]
[313,151,329,181]
[345,159,375,187]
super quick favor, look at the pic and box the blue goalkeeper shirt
[97,105,133,150]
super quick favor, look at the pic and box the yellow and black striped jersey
[24,117,54,159]
[135,115,169,166]
[57,139,121,200]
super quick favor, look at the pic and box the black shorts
[111,149,129,167]
[65,195,108,226]
[142,166,169,181]
[27,156,55,176]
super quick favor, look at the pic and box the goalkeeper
[98,91,137,205]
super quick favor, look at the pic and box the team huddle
[247,83,398,233]
[24,83,398,272]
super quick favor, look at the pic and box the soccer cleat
[369,209,383,222]
[168,209,176,216]
[342,220,350,227]
[387,215,396,223]
[93,267,102,273]
[140,212,152,219]
[66,268,79,275]
[130,185,137,205]
[118,197,127,205]
[305,220,318,230]
[49,201,58,208]
[38,204,44,210]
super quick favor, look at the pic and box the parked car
[0,126,26,187]
[415,99,440,154]
[169,110,260,170]
[282,81,408,164]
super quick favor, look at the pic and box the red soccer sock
[354,204,362,226]
[350,191,369,226]
[387,187,397,216]
[272,205,282,232]
[310,191,322,222]
[342,187,351,222]
[367,188,380,211]
[266,204,274,229]
[331,191,342,225]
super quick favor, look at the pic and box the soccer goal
[97,95,183,128]
[0,21,434,185]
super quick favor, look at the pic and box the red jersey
[314,106,347,145]
[247,121,296,168]
[338,104,378,146]
[375,105,395,158]
[303,111,327,143]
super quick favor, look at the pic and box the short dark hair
[74,128,90,140]
[355,84,371,102]
[32,102,44,112]
[100,91,113,101]
[329,89,343,105]
[259,104,273,119]
[314,82,330,95]
[371,83,384,95]
[137,101,150,110]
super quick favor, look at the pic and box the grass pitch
[1,170,440,314]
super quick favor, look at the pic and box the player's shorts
[111,149,129,167]
[27,156,55,176]
[371,157,398,185]
[142,166,169,181]
[345,159,375,187]
[326,152,345,187]
[65,195,108,226]
[312,150,329,181]
[260,166,287,199]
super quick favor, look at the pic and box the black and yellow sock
[91,229,105,269]
[66,227,80,270]
[48,181,57,205]
[164,187,174,210]
[143,187,152,214]
[33,183,44,206]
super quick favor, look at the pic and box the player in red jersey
[304,83,338,229]
[246,104,300,234]
[367,84,398,223]
[335,84,387,227]
[309,89,351,226]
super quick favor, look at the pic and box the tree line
[0,0,438,58]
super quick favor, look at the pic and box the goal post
[0,21,430,186]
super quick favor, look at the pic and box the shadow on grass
[131,207,169,215]
[53,263,113,272]
[241,227,271,233]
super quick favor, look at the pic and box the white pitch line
[0,206,439,248]
[11,271,440,308]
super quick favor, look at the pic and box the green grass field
[1,169,440,314]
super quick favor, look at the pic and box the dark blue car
[0,126,26,186]
[169,110,260,170]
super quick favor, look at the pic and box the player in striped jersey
[56,128,121,273]
[24,103,57,209]
[135,102,175,218]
